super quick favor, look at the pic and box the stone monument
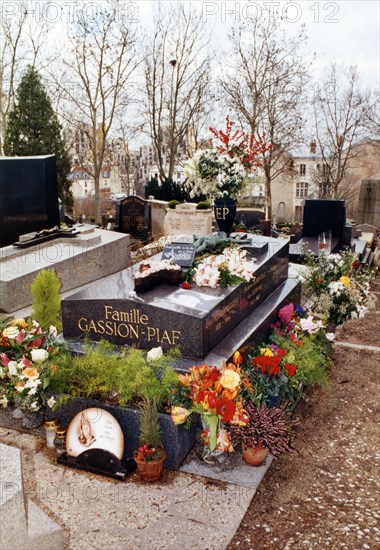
[355,179,380,228]
[0,155,60,247]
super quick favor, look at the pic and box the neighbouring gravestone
[61,236,297,360]
[164,203,213,235]
[356,179,380,228]
[0,155,60,248]
[302,199,346,246]
[289,199,349,261]
[117,196,151,241]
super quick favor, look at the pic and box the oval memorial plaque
[66,408,124,460]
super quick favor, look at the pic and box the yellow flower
[339,276,350,286]
[219,368,240,391]
[11,319,28,329]
[171,406,191,425]
[260,347,274,357]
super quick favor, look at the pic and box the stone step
[0,442,64,549]
[27,498,65,550]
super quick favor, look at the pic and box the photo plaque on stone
[57,407,136,480]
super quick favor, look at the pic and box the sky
[137,0,380,90]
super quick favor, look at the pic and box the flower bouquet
[0,318,62,412]
[171,356,249,461]
[191,246,256,288]
[185,116,271,201]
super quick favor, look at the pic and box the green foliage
[145,177,205,202]
[196,201,211,210]
[168,200,180,209]
[139,397,162,450]
[31,270,62,332]
[49,341,179,408]
[4,66,73,210]
[0,314,14,331]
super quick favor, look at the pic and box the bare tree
[221,12,309,222]
[54,1,140,224]
[144,2,212,183]
[312,63,372,199]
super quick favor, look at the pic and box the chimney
[310,141,317,154]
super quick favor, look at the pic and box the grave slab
[61,236,290,359]
[0,226,131,313]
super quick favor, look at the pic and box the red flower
[285,363,297,377]
[352,260,360,270]
[216,398,236,423]
[180,281,192,289]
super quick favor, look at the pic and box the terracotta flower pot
[242,443,269,466]
[133,449,166,482]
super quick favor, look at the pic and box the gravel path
[229,277,380,550]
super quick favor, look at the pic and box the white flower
[47,396,57,408]
[0,367,5,379]
[49,325,58,339]
[31,349,49,363]
[147,347,163,363]
[8,361,19,376]
[299,316,323,334]
[325,333,335,341]
[0,396,8,407]
[32,320,40,328]
[3,326,19,339]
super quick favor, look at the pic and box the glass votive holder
[54,426,67,457]
[44,419,59,449]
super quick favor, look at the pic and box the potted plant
[134,397,166,482]
[228,403,292,466]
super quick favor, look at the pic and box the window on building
[318,182,333,198]
[300,164,306,175]
[102,171,110,179]
[296,182,308,198]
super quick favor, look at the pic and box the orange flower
[232,351,243,365]
[178,373,191,386]
[22,367,39,380]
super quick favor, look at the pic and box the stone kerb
[164,202,212,235]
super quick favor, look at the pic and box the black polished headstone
[302,199,346,247]
[0,155,60,247]
[117,195,151,241]
[61,237,289,359]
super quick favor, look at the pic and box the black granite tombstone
[0,155,60,247]
[61,236,290,359]
[302,199,346,247]
[117,196,151,241]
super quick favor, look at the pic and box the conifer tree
[31,269,62,332]
[4,66,73,210]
